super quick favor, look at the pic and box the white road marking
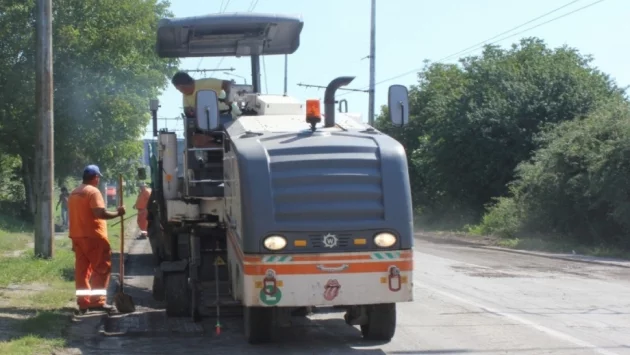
[415,282,620,355]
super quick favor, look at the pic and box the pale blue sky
[145,0,629,138]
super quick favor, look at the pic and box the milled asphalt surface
[64,234,630,355]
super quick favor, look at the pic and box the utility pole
[284,55,288,96]
[368,0,376,126]
[35,0,54,258]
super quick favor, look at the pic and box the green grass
[106,193,137,249]
[0,239,74,288]
[0,180,138,353]
[0,233,75,354]
[0,214,32,251]
[0,335,66,355]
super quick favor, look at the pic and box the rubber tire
[244,306,274,344]
[164,272,191,317]
[360,303,397,341]
[291,307,311,317]
[147,219,161,267]
[152,271,165,302]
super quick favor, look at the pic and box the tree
[483,98,630,247]
[377,38,627,223]
[0,0,179,216]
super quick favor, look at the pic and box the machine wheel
[191,281,202,322]
[152,270,165,302]
[147,218,162,266]
[243,306,274,344]
[360,303,396,341]
[164,271,191,317]
[291,307,312,317]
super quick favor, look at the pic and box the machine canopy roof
[156,13,304,58]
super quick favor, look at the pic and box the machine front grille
[308,233,352,248]
[268,144,384,224]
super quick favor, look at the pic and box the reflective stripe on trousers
[75,289,108,296]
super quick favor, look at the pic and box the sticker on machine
[260,269,282,306]
[323,279,341,301]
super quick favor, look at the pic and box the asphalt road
[66,236,630,355]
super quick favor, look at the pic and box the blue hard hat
[83,164,103,177]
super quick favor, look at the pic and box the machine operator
[171,71,237,148]
[171,71,233,117]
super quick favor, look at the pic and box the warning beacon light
[305,99,321,131]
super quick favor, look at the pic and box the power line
[198,0,234,70]
[184,68,235,74]
[300,56,369,90]
[436,0,582,64]
[215,0,261,72]
[338,0,605,98]
[220,0,232,12]
[297,83,368,92]
[247,0,260,12]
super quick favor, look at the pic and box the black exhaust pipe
[324,76,355,128]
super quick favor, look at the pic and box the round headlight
[374,232,397,248]
[263,235,287,251]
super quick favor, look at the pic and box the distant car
[106,185,117,207]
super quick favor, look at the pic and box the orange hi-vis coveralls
[67,184,111,309]
[134,187,152,233]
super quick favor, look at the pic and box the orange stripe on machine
[226,229,413,275]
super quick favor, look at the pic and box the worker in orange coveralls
[133,182,152,239]
[68,165,125,314]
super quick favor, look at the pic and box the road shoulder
[415,231,630,269]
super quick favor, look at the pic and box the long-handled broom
[114,174,136,313]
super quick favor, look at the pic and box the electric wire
[336,0,605,98]
[213,0,260,72]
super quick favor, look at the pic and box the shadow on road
[55,235,395,354]
[389,346,630,354]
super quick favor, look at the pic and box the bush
[479,99,630,248]
[472,197,522,237]
[377,38,626,219]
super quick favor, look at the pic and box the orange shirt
[68,184,108,240]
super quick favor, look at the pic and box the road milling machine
[143,12,414,344]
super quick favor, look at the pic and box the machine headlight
[373,232,397,248]
[263,235,287,251]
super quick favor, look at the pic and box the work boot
[74,308,88,316]
[76,304,114,315]
[89,304,114,313]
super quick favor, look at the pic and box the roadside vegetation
[1,0,629,350]
[0,194,135,354]
[376,38,630,258]
[1,0,175,352]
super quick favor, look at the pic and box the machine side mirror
[137,167,147,180]
[196,90,220,130]
[388,85,409,127]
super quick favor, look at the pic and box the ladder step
[189,179,223,184]
[189,147,222,152]
[206,299,241,307]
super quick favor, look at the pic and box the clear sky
[144,0,629,139]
